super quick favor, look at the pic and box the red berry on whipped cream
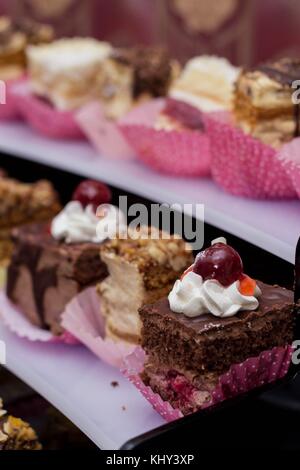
[169,237,261,318]
[72,180,111,209]
[193,238,243,287]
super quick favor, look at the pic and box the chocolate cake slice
[140,282,294,414]
[7,223,108,334]
[139,238,295,415]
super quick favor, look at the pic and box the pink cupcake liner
[61,286,136,368]
[0,290,80,345]
[0,78,22,120]
[119,98,211,177]
[204,112,297,199]
[122,344,292,422]
[278,137,300,199]
[75,102,135,160]
[11,80,84,139]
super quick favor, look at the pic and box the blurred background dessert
[0,15,53,81]
[234,58,300,147]
[99,46,179,119]
[27,38,112,110]
[170,55,240,111]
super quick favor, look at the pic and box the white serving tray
[0,122,299,263]
[0,321,165,449]
[0,121,299,449]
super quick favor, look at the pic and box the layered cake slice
[27,38,112,110]
[0,399,41,450]
[99,46,180,119]
[0,177,61,263]
[98,227,193,344]
[234,58,300,147]
[6,180,119,334]
[140,238,294,414]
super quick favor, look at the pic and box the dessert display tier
[0,321,165,449]
[0,122,299,264]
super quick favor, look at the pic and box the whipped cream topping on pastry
[27,38,112,110]
[170,55,240,111]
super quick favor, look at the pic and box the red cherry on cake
[193,241,243,287]
[72,180,111,209]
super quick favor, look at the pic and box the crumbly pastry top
[27,38,112,72]
[0,16,26,53]
[100,226,193,272]
[0,398,41,450]
[0,16,53,50]
[0,178,61,227]
[12,17,54,44]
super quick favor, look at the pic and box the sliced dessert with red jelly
[6,179,125,335]
[139,237,295,415]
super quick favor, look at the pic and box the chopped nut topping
[100,226,193,273]
[0,178,61,229]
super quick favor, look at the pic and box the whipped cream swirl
[51,201,126,244]
[168,271,261,318]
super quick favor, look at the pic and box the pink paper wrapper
[0,78,21,120]
[119,99,211,177]
[278,137,300,199]
[61,286,136,368]
[122,344,292,422]
[204,112,297,199]
[76,102,135,160]
[0,290,80,344]
[11,80,84,139]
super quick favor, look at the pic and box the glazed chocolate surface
[141,281,294,375]
[256,58,300,87]
[143,281,293,334]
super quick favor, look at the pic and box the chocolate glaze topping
[256,58,300,87]
[145,281,293,334]
[256,58,300,137]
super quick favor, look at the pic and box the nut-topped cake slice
[139,238,294,414]
[98,227,193,344]
[0,177,61,263]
